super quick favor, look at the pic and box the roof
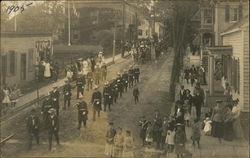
[0,32,52,38]
[221,15,249,36]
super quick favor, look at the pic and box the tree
[146,0,199,101]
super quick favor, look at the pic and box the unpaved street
[1,52,174,158]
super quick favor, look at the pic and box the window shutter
[238,5,243,20]
[225,5,230,22]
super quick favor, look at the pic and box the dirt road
[1,52,174,158]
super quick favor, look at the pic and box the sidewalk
[171,54,249,158]
[3,53,128,117]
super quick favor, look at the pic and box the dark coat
[91,91,102,110]
[77,101,88,121]
[27,115,40,133]
[47,115,59,133]
[63,84,72,100]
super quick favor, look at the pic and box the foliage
[1,1,66,35]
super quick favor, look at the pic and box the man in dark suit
[122,69,129,92]
[50,86,60,116]
[76,75,84,99]
[27,109,40,150]
[76,100,88,129]
[63,80,72,110]
[91,85,102,121]
[103,82,112,111]
[47,108,60,151]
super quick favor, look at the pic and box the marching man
[47,108,60,151]
[75,100,88,129]
[91,85,102,121]
[27,109,40,150]
[63,80,72,110]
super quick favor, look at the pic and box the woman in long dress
[211,101,224,143]
[105,123,116,157]
[2,86,11,114]
[113,127,124,158]
[122,130,134,158]
[43,61,51,78]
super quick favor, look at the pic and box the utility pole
[112,22,117,63]
[135,0,138,43]
[68,0,71,46]
[122,0,125,57]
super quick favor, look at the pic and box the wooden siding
[243,28,249,112]
[222,31,244,110]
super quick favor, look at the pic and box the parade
[0,0,249,158]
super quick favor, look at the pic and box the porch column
[227,55,232,84]
[208,55,214,95]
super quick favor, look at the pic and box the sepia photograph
[0,0,249,157]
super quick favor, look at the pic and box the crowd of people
[183,65,206,86]
[134,78,241,158]
[26,56,141,152]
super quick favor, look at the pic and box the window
[203,8,212,24]
[225,5,242,23]
[9,50,16,75]
[230,8,239,22]
[28,48,34,72]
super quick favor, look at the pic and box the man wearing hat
[47,108,60,151]
[109,78,118,104]
[27,109,40,150]
[76,74,85,99]
[94,64,101,85]
[122,69,129,92]
[133,65,140,83]
[128,66,134,88]
[75,100,88,129]
[91,85,102,121]
[50,85,60,116]
[116,73,124,98]
[63,80,72,110]
[86,71,93,91]
[42,93,52,123]
[103,82,112,111]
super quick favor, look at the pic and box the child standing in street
[203,117,212,135]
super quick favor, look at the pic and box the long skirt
[212,121,224,138]
[104,143,114,157]
[224,121,233,141]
